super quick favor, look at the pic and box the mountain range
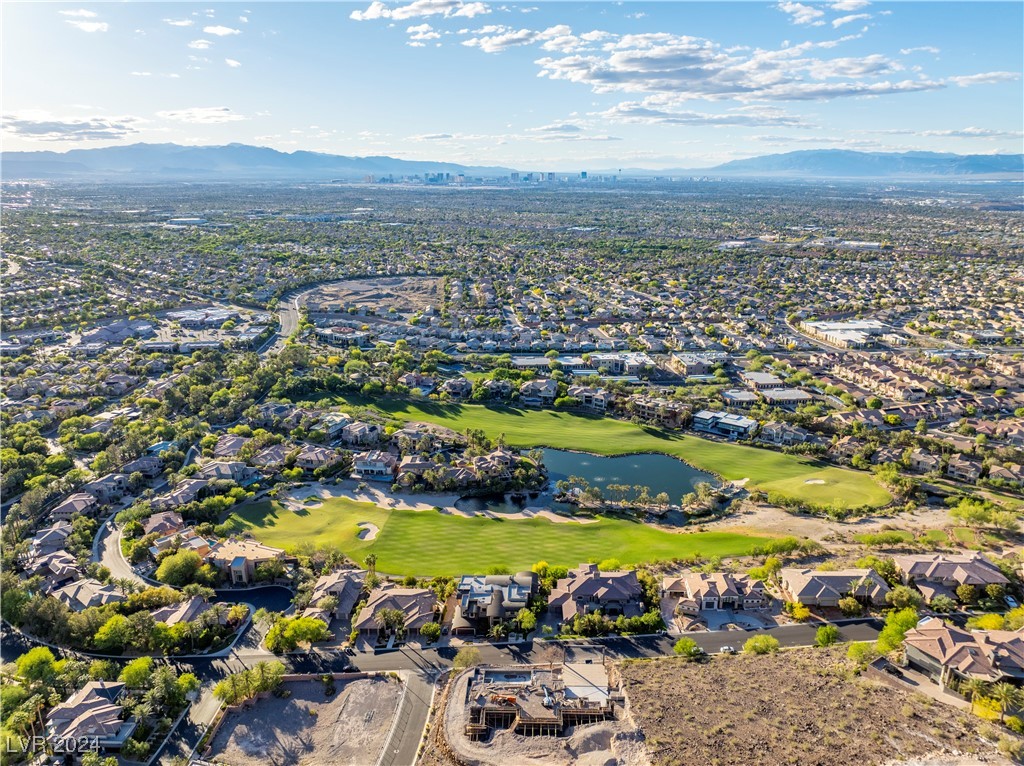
[2,143,1021,180]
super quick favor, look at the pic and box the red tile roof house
[663,572,767,615]
[46,681,137,754]
[779,568,891,608]
[904,618,1024,687]
[548,563,644,624]
[892,553,1009,604]
[353,585,438,641]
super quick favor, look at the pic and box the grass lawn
[224,498,773,576]
[918,529,950,544]
[313,396,891,509]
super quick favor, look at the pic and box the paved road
[94,520,146,585]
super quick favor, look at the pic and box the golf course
[223,497,775,576]
[315,397,892,510]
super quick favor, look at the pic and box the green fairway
[315,396,891,509]
[224,498,773,576]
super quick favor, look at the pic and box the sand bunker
[356,524,380,540]
[357,522,380,540]
[804,479,826,485]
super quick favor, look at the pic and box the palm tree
[991,681,1020,722]
[960,678,988,713]
[365,553,377,575]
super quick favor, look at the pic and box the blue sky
[2,1,1021,168]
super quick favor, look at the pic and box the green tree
[956,584,977,605]
[420,622,442,643]
[876,608,919,653]
[838,597,863,616]
[16,647,56,685]
[991,682,1021,723]
[119,656,154,688]
[886,585,923,610]
[155,550,205,587]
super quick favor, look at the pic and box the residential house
[946,453,982,483]
[663,572,767,614]
[52,578,126,612]
[149,596,211,628]
[692,410,757,438]
[150,478,209,511]
[142,510,184,537]
[148,528,212,560]
[24,550,81,592]
[452,572,538,636]
[317,412,353,442]
[342,421,382,446]
[205,538,286,585]
[353,586,438,640]
[81,473,130,505]
[988,464,1024,485]
[353,450,397,480]
[49,493,98,522]
[548,563,644,623]
[567,385,610,414]
[309,569,368,616]
[251,443,292,472]
[519,379,558,407]
[740,371,784,390]
[892,553,1008,604]
[904,619,1024,685]
[46,681,136,753]
[759,422,812,447]
[779,568,890,607]
[197,460,261,486]
[28,521,72,559]
[908,449,941,474]
[440,377,473,399]
[213,434,251,458]
[121,455,164,479]
[295,444,343,475]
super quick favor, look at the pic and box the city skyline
[2,1,1022,169]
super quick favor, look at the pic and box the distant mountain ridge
[1,143,1021,180]
[0,142,513,180]
[707,149,1024,178]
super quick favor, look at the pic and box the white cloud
[2,112,144,141]
[948,71,1020,87]
[130,71,152,77]
[60,9,97,17]
[188,39,212,49]
[66,20,108,32]
[830,0,869,9]
[877,126,1024,139]
[598,99,807,127]
[526,123,584,133]
[203,25,241,36]
[163,18,194,26]
[777,2,825,26]
[832,13,870,27]
[407,23,440,40]
[225,58,242,67]
[156,106,248,123]
[899,46,940,55]
[351,0,489,21]
[463,24,572,54]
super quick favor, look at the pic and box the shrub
[838,597,863,616]
[454,647,481,670]
[1005,716,1024,735]
[673,637,702,659]
[815,625,841,647]
[847,641,878,666]
[743,635,780,655]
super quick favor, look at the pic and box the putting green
[224,497,774,576]
[313,397,891,509]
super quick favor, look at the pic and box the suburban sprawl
[2,176,1024,766]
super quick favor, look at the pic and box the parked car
[1006,596,1019,609]
[719,645,737,654]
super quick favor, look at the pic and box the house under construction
[464,662,617,739]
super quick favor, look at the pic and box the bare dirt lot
[208,676,402,766]
[306,276,444,315]
[619,648,1012,766]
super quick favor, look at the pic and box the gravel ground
[208,677,402,766]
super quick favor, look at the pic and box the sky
[2,1,1022,169]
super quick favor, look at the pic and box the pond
[455,448,717,514]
